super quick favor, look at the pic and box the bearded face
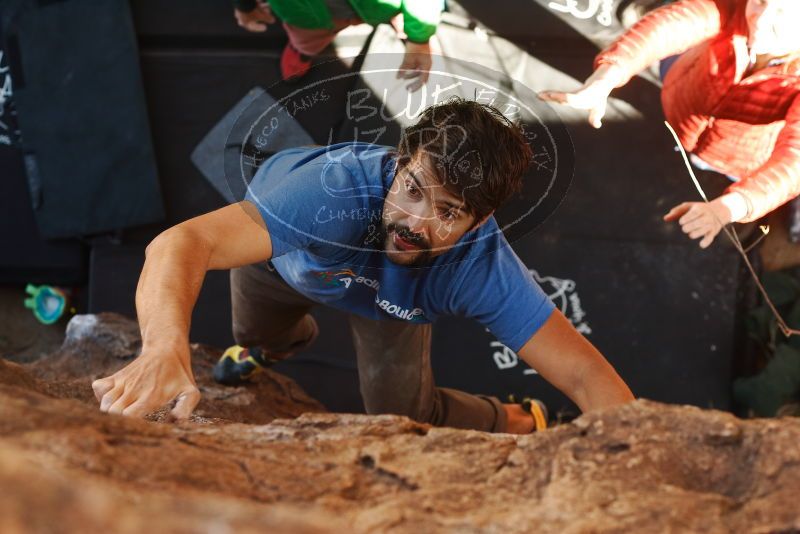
[380,153,487,267]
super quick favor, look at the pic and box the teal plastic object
[24,284,67,325]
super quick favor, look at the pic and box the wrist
[592,63,625,92]
[141,332,190,358]
[718,192,749,223]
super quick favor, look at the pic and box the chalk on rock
[64,313,142,360]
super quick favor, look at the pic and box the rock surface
[2,313,800,533]
[24,313,325,424]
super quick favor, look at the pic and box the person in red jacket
[540,0,800,248]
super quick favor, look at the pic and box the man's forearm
[572,357,635,413]
[92,204,272,419]
[136,228,211,353]
[519,311,635,414]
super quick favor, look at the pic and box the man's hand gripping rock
[92,343,200,420]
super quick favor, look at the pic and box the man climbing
[92,98,634,433]
[232,0,440,90]
[540,0,800,249]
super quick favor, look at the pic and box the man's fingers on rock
[92,377,114,402]
[169,388,201,421]
[122,398,158,419]
[107,391,135,416]
[100,385,124,412]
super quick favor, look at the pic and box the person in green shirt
[233,0,442,89]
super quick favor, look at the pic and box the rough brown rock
[2,314,800,533]
[24,313,325,424]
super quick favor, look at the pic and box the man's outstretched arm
[92,201,272,419]
[518,310,635,413]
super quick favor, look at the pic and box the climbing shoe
[508,394,549,432]
[521,397,549,432]
[212,345,280,386]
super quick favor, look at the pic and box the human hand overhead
[234,1,276,33]
[397,41,432,93]
[538,64,625,129]
[92,343,200,420]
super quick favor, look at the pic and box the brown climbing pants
[230,261,508,432]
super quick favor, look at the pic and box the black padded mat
[0,144,85,284]
[7,0,163,238]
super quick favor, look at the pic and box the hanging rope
[664,121,800,338]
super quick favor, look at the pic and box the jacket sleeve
[401,0,444,44]
[594,0,727,86]
[726,95,800,223]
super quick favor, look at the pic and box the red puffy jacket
[595,0,800,222]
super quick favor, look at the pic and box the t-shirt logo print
[313,269,357,288]
[374,295,426,322]
[312,268,425,321]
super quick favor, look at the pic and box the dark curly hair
[396,97,533,224]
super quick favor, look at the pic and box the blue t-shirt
[245,142,555,352]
